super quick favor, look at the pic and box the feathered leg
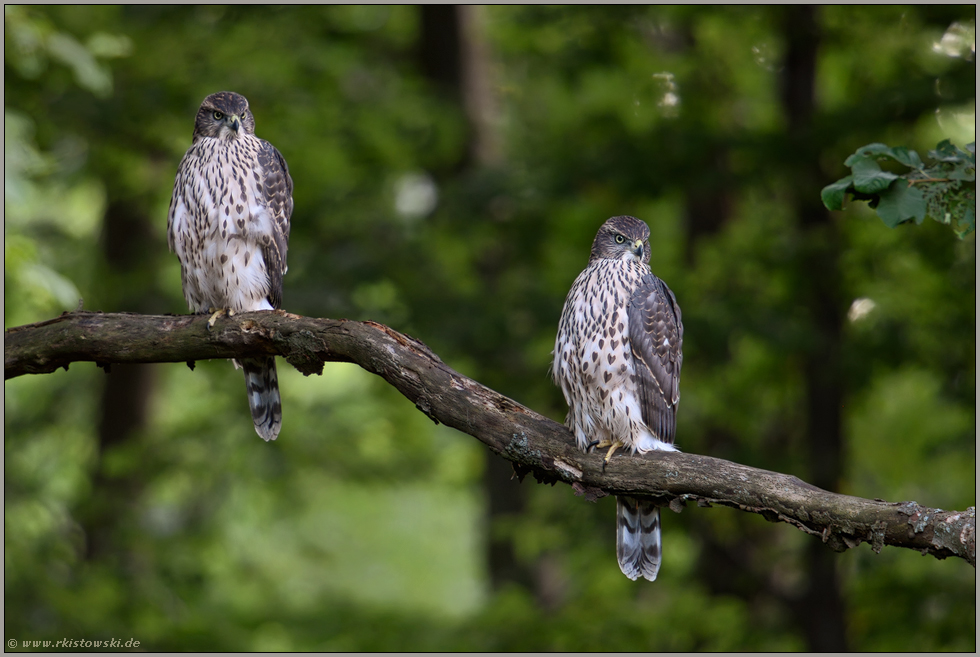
[616,496,662,582]
[239,356,282,441]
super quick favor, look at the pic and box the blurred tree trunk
[683,6,849,650]
[779,6,849,651]
[676,14,732,255]
[83,199,159,560]
[484,454,536,592]
[419,4,501,170]
[679,10,768,628]
[418,4,533,593]
[684,153,732,256]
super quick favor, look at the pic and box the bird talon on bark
[207,307,227,329]
[603,440,623,465]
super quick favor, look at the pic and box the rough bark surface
[5,310,976,566]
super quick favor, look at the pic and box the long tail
[616,496,662,581]
[239,356,282,441]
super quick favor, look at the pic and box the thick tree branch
[5,310,975,566]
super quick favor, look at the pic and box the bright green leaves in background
[4,5,129,325]
[823,140,976,237]
[4,4,130,98]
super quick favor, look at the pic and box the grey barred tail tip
[241,356,282,441]
[616,496,662,582]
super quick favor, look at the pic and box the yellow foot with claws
[596,439,624,469]
[206,307,235,330]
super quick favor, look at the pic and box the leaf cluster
[822,140,976,238]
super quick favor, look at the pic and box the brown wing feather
[256,139,293,309]
[628,273,683,444]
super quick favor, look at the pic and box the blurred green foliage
[4,5,975,651]
[822,140,976,237]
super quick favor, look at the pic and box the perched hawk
[167,91,293,441]
[553,215,683,581]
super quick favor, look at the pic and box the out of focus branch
[5,310,976,566]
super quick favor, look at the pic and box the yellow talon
[604,440,624,464]
[596,439,624,465]
[207,307,233,329]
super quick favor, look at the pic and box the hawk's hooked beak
[631,239,644,258]
[228,115,241,133]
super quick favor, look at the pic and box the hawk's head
[192,91,256,141]
[589,215,651,264]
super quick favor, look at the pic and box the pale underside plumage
[167,91,293,442]
[553,215,683,582]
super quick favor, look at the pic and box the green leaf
[948,166,975,181]
[844,142,924,170]
[844,143,891,165]
[887,146,923,169]
[851,157,899,194]
[956,207,975,239]
[929,139,961,162]
[821,175,853,211]
[874,179,927,228]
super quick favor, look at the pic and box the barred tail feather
[240,356,282,441]
[616,496,662,582]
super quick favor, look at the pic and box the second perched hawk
[167,91,293,442]
[553,215,683,581]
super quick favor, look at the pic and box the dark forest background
[5,5,975,651]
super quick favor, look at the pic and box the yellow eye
[213,111,224,120]
[615,234,625,244]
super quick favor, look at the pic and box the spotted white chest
[167,135,276,314]
[553,258,675,455]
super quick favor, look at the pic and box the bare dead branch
[5,310,975,566]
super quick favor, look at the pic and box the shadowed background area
[4,5,975,651]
